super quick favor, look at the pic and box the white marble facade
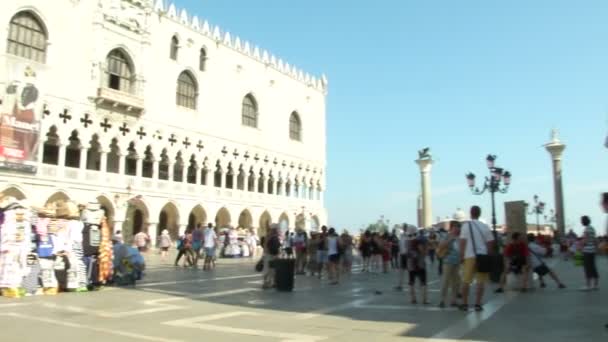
[0,0,328,242]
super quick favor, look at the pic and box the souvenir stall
[0,198,115,298]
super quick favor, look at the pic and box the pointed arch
[188,205,207,231]
[105,48,135,93]
[258,210,272,237]
[215,207,231,228]
[238,209,253,229]
[170,35,179,60]
[45,191,70,206]
[42,125,60,165]
[176,70,197,109]
[199,47,207,71]
[158,201,180,240]
[7,11,48,63]
[289,111,302,141]
[65,130,81,168]
[241,93,258,128]
[278,212,290,231]
[0,185,27,200]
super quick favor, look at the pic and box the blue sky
[172,0,608,234]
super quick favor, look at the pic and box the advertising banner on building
[0,66,41,173]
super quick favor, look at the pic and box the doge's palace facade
[0,0,328,243]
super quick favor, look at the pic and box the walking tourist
[340,230,354,276]
[262,224,281,289]
[134,229,150,253]
[406,225,428,304]
[395,224,409,291]
[495,232,530,293]
[601,192,608,329]
[390,230,400,269]
[527,233,566,289]
[438,220,461,308]
[428,232,438,265]
[371,232,383,273]
[307,232,319,276]
[159,229,171,262]
[327,228,341,285]
[203,223,217,271]
[580,215,599,291]
[173,232,186,267]
[460,205,495,312]
[359,231,372,272]
[294,229,308,274]
[381,232,391,273]
[284,231,294,259]
[192,224,203,266]
[316,226,329,279]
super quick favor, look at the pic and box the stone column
[168,161,174,181]
[220,170,226,188]
[545,130,567,237]
[99,149,108,174]
[204,168,211,186]
[79,147,87,170]
[118,153,126,175]
[415,157,433,228]
[181,164,187,183]
[148,223,158,248]
[152,160,159,180]
[58,144,66,168]
[231,172,237,190]
[262,177,268,194]
[253,176,259,194]
[195,166,202,185]
[135,157,143,178]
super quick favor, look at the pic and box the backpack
[37,235,54,258]
[268,236,280,255]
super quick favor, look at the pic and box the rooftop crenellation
[152,0,328,93]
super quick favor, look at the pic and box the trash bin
[273,258,295,292]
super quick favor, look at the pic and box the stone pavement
[0,253,606,342]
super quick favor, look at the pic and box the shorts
[533,264,550,277]
[400,254,408,270]
[285,247,293,256]
[583,253,599,279]
[328,254,340,263]
[408,269,427,286]
[161,247,169,252]
[462,257,490,285]
[317,250,328,263]
[204,247,216,258]
[137,246,147,252]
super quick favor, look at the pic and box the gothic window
[214,161,222,188]
[176,71,197,109]
[247,169,255,192]
[257,172,265,193]
[107,139,120,173]
[199,48,207,71]
[86,135,101,171]
[285,180,292,197]
[241,94,258,128]
[267,175,274,195]
[276,178,283,196]
[7,11,47,63]
[187,155,197,184]
[289,112,302,141]
[125,142,137,176]
[106,49,134,93]
[170,35,179,60]
[200,167,208,185]
[173,152,184,182]
[159,149,169,180]
[65,131,81,168]
[42,126,59,165]
[142,146,154,178]
[237,166,245,190]
[226,164,234,189]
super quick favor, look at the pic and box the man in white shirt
[527,233,566,289]
[202,223,217,271]
[459,206,495,312]
[394,224,412,291]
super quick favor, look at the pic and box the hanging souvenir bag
[37,235,54,258]
[574,251,584,266]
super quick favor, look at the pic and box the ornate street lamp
[465,154,512,249]
[527,195,546,233]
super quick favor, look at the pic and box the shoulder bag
[469,221,492,273]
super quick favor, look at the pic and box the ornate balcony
[95,87,145,116]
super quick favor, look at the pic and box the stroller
[112,243,145,286]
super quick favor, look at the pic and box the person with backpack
[527,233,566,289]
[262,224,281,289]
[406,226,428,304]
[173,232,187,267]
[438,220,462,308]
[495,232,530,293]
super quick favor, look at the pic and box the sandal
[474,304,484,312]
